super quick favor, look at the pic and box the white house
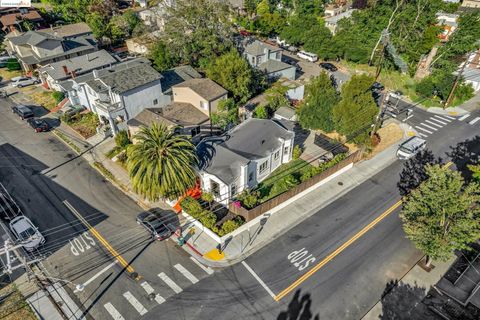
[197,119,295,205]
[63,58,170,135]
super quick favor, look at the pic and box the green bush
[6,59,20,71]
[300,153,348,182]
[253,105,270,119]
[180,196,203,218]
[115,130,131,148]
[218,217,244,236]
[52,91,65,104]
[269,174,299,199]
[237,189,260,209]
[292,145,303,160]
[198,211,217,229]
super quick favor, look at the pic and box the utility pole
[444,54,469,109]
[0,240,43,275]
[371,91,390,138]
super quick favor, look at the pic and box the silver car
[9,215,45,251]
[11,76,40,88]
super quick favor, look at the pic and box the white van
[297,50,318,62]
[396,136,426,160]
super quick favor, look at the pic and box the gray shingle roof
[161,65,202,94]
[197,119,294,184]
[258,59,295,74]
[173,78,227,101]
[244,40,281,56]
[39,50,117,81]
[40,23,92,38]
[9,30,59,46]
[127,104,209,128]
[325,9,355,24]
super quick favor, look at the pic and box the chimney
[62,65,68,76]
[264,47,270,59]
[70,70,76,79]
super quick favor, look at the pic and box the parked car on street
[396,136,426,160]
[136,210,173,241]
[297,50,318,62]
[27,118,50,132]
[11,76,40,88]
[319,62,338,72]
[9,215,45,251]
[11,105,34,120]
[0,192,20,221]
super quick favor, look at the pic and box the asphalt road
[141,106,480,320]
[0,97,214,320]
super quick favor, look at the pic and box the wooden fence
[229,150,363,222]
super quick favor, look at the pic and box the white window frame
[274,150,280,160]
[259,160,268,175]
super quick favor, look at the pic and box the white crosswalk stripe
[141,281,165,305]
[190,256,214,275]
[429,117,448,125]
[419,122,438,131]
[158,272,183,293]
[415,126,433,134]
[443,115,455,120]
[123,291,148,316]
[104,303,125,320]
[433,115,452,122]
[417,132,428,138]
[174,263,199,284]
[469,117,480,125]
[425,120,443,128]
[458,114,470,121]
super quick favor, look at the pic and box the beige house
[461,0,480,8]
[172,78,228,116]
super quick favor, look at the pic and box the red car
[239,30,250,37]
[27,118,50,132]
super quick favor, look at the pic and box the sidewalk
[427,106,469,117]
[361,256,457,320]
[181,142,402,267]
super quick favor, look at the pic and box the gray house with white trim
[244,40,296,80]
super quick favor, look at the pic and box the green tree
[332,74,377,143]
[253,105,270,119]
[256,0,270,15]
[468,164,480,183]
[401,164,480,266]
[206,51,255,103]
[149,41,178,72]
[297,72,339,132]
[201,192,214,210]
[126,124,198,201]
[86,12,108,39]
[211,98,239,129]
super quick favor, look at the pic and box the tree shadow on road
[447,135,480,182]
[277,289,320,320]
[379,280,436,320]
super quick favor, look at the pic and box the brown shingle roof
[173,78,227,101]
[0,10,43,27]
[40,22,92,38]
[128,104,209,128]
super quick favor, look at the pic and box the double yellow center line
[63,200,136,275]
[274,161,454,301]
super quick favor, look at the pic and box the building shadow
[378,280,436,320]
[447,135,480,182]
[277,289,320,320]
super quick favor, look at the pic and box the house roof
[258,59,295,74]
[161,65,202,94]
[127,104,209,128]
[244,40,281,56]
[464,68,480,84]
[197,118,294,184]
[173,78,227,101]
[85,59,161,94]
[0,10,43,28]
[274,106,296,120]
[39,50,117,81]
[39,22,92,38]
[325,9,355,24]
[9,30,59,46]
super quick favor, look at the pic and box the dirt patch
[322,131,359,153]
[0,284,36,320]
[0,69,22,81]
[367,123,404,158]
[66,112,99,139]
[29,90,57,110]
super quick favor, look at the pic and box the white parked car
[297,50,318,62]
[11,76,40,88]
[9,215,45,251]
[396,136,426,160]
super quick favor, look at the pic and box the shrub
[292,145,303,160]
[269,174,299,199]
[180,196,203,219]
[115,130,131,149]
[6,59,20,71]
[237,189,259,209]
[253,105,269,119]
[218,216,244,236]
[198,210,217,229]
[52,91,65,104]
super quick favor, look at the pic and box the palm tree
[126,124,198,201]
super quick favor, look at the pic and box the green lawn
[66,112,99,138]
